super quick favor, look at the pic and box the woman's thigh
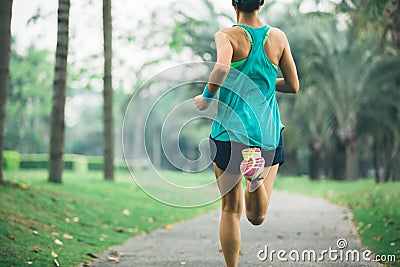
[214,163,243,213]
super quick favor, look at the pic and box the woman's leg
[244,164,279,225]
[214,163,243,267]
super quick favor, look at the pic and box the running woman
[194,1,299,266]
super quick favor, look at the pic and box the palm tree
[48,0,70,183]
[310,27,375,180]
[280,84,334,180]
[358,56,400,182]
[262,2,345,179]
[279,10,375,180]
[336,0,400,182]
[0,0,13,184]
[103,0,114,180]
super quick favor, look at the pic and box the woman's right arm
[276,31,299,94]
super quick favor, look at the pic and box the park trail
[82,191,381,267]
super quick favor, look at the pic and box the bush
[20,154,88,172]
[128,160,149,171]
[87,156,103,171]
[87,157,130,172]
[20,154,48,169]
[64,154,88,172]
[116,159,129,172]
[18,154,132,172]
[3,150,20,170]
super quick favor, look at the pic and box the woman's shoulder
[268,26,286,36]
[217,25,286,35]
[269,26,288,39]
[213,25,288,44]
[213,27,243,42]
[216,27,243,36]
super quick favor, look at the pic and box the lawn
[274,176,400,264]
[2,170,399,266]
[0,170,219,267]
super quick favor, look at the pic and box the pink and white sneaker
[240,148,265,192]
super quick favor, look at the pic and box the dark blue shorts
[209,133,285,175]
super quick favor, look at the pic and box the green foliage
[20,154,48,169]
[263,2,399,179]
[87,156,103,171]
[63,154,88,173]
[5,41,106,157]
[275,176,400,262]
[359,55,400,135]
[0,170,218,266]
[140,0,232,66]
[18,154,130,172]
[130,0,232,171]
[131,0,399,179]
[2,150,20,170]
[6,45,53,154]
[335,0,389,40]
[20,154,88,172]
[87,156,130,172]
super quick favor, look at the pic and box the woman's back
[211,23,284,150]
[220,25,286,68]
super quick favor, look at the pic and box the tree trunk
[385,0,400,49]
[326,149,335,180]
[332,137,346,180]
[281,149,300,176]
[103,0,114,180]
[0,0,13,185]
[345,136,360,180]
[48,0,70,183]
[152,131,161,169]
[373,136,381,183]
[359,149,369,179]
[133,122,143,159]
[383,130,395,183]
[393,153,400,181]
[309,143,321,180]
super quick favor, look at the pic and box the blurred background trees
[134,0,399,181]
[0,0,398,182]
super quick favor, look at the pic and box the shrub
[64,154,88,172]
[20,154,88,172]
[3,150,20,170]
[87,156,103,171]
[116,159,129,172]
[20,154,48,169]
[129,160,149,171]
[88,157,130,172]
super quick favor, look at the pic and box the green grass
[274,176,400,265]
[2,170,399,266]
[0,170,219,267]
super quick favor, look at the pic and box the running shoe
[240,148,265,192]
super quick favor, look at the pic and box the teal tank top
[210,24,284,150]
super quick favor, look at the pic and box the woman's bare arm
[207,31,233,93]
[195,30,233,110]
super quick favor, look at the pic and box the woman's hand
[194,95,211,111]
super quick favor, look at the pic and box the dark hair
[237,1,260,13]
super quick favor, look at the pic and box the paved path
[83,191,381,267]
